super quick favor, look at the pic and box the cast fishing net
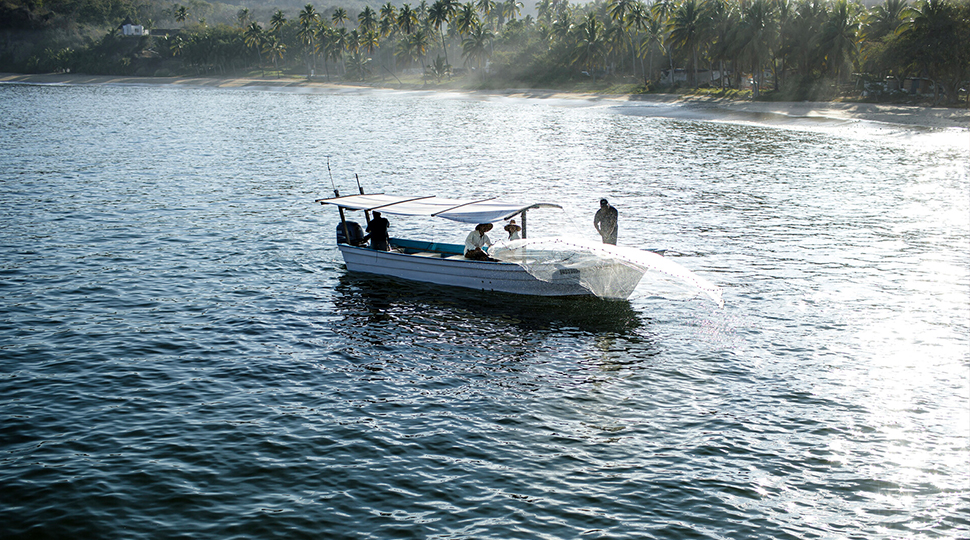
[489,236,723,306]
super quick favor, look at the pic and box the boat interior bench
[391,238,465,258]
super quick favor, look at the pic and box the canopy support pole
[338,207,352,245]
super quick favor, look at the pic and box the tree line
[5,0,969,104]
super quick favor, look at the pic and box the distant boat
[316,193,722,305]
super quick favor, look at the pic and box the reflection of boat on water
[316,193,722,306]
[332,273,644,335]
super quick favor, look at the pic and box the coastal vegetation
[1,0,968,104]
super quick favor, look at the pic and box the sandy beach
[3,72,968,130]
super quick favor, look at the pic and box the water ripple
[1,83,967,539]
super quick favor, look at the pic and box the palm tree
[814,0,860,89]
[462,21,494,80]
[650,0,676,81]
[866,0,908,40]
[608,0,633,73]
[237,8,251,28]
[379,0,398,71]
[376,5,398,74]
[325,27,349,76]
[345,29,370,81]
[784,0,825,80]
[244,21,264,70]
[608,0,633,28]
[429,0,453,64]
[346,50,372,80]
[895,0,967,104]
[315,24,334,79]
[477,0,496,28]
[552,11,572,42]
[441,0,461,20]
[396,30,417,66]
[706,0,738,89]
[346,29,362,55]
[362,30,381,54]
[573,12,606,79]
[625,1,651,83]
[299,4,319,30]
[397,29,431,73]
[536,0,553,25]
[666,0,707,87]
[501,0,522,28]
[170,34,186,57]
[270,10,287,39]
[604,22,627,74]
[456,2,479,37]
[429,54,451,81]
[379,16,396,39]
[639,9,665,85]
[358,6,378,33]
[740,0,775,96]
[299,4,320,78]
[650,0,676,27]
[771,0,793,90]
[263,37,286,77]
[380,2,398,29]
[443,0,461,53]
[333,7,349,27]
[175,5,188,27]
[397,3,418,34]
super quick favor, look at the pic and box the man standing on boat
[364,211,391,251]
[504,219,521,240]
[594,199,618,245]
[464,223,494,261]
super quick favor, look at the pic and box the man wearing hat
[594,199,618,245]
[464,223,494,260]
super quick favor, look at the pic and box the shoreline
[3,72,969,130]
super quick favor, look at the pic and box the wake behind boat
[316,193,722,306]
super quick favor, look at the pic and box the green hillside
[2,0,968,104]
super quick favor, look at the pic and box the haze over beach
[3,72,969,132]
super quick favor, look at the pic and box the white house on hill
[122,24,146,36]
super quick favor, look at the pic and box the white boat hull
[338,245,593,296]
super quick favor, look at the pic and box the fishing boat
[316,193,723,306]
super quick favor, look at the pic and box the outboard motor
[336,221,364,245]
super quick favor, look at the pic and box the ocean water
[1,81,967,539]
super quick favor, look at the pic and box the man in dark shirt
[364,211,390,251]
[594,199,618,245]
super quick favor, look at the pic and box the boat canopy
[316,194,562,224]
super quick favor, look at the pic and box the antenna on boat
[327,156,338,197]
[326,156,353,243]
[356,174,372,223]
